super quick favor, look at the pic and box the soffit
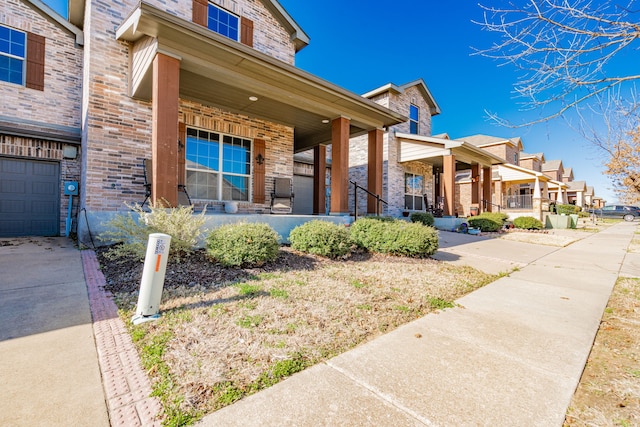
[116,3,405,151]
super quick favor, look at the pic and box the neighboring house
[2,0,414,239]
[518,152,544,172]
[347,81,503,218]
[566,180,587,207]
[542,159,564,182]
[585,185,595,208]
[563,167,574,183]
[0,0,84,237]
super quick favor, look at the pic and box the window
[404,173,424,211]
[513,152,518,164]
[186,128,252,201]
[0,25,26,85]
[207,3,239,41]
[409,104,419,134]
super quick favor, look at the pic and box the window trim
[207,2,240,42]
[0,24,27,86]
[404,172,424,211]
[409,104,419,135]
[185,126,253,202]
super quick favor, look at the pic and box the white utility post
[132,233,172,325]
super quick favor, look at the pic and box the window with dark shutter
[253,139,265,204]
[26,32,45,91]
[241,17,254,47]
[192,0,208,27]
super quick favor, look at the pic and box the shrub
[513,216,544,230]
[466,212,507,232]
[351,218,438,258]
[467,217,502,232]
[410,212,435,226]
[99,202,207,260]
[349,217,396,250]
[289,220,351,259]
[555,203,580,215]
[206,222,280,267]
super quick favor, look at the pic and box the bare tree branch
[474,0,640,125]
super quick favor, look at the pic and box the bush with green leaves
[206,222,280,267]
[410,212,435,226]
[289,220,351,259]
[467,216,502,232]
[350,217,438,257]
[555,203,581,214]
[513,216,544,230]
[99,202,207,260]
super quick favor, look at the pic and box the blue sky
[41,0,619,201]
[277,0,618,202]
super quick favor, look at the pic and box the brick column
[483,166,492,212]
[313,145,326,215]
[330,117,350,215]
[367,128,383,214]
[152,53,180,207]
[471,164,480,207]
[443,154,455,216]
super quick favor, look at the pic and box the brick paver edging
[82,250,163,427]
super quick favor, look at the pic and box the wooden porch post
[482,166,492,212]
[313,145,327,215]
[330,117,350,215]
[152,52,180,207]
[443,154,455,216]
[367,128,383,214]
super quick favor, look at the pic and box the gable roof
[25,0,84,45]
[457,134,524,151]
[519,151,544,162]
[362,79,441,116]
[566,180,586,191]
[542,159,563,171]
[563,167,574,178]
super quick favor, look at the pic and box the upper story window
[0,25,26,85]
[409,104,419,134]
[513,152,518,164]
[208,4,239,41]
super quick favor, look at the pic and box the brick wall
[81,0,297,212]
[0,0,83,129]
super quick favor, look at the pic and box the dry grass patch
[100,247,498,425]
[564,277,640,427]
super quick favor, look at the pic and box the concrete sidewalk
[0,237,109,427]
[198,221,638,426]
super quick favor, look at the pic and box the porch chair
[141,159,192,207]
[270,177,294,214]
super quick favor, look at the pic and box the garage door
[292,175,313,215]
[0,158,60,237]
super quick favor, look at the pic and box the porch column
[330,117,350,215]
[533,176,541,199]
[471,164,480,206]
[367,128,383,214]
[152,52,180,207]
[443,154,455,216]
[533,176,543,221]
[557,186,565,204]
[482,166,492,212]
[313,145,327,215]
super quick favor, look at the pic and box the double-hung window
[409,104,419,134]
[207,3,239,41]
[0,25,26,85]
[404,173,424,211]
[186,128,252,201]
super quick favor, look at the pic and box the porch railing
[502,195,533,210]
[350,180,387,219]
[482,199,502,212]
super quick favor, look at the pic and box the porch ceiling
[116,2,406,152]
[396,133,504,168]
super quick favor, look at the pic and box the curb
[82,250,163,427]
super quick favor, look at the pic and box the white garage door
[0,158,60,237]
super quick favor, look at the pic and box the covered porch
[396,134,504,217]
[496,164,568,220]
[115,3,404,216]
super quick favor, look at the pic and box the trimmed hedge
[410,212,435,226]
[289,220,352,259]
[467,212,507,232]
[350,217,439,258]
[553,203,581,214]
[206,222,280,267]
[513,216,544,230]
